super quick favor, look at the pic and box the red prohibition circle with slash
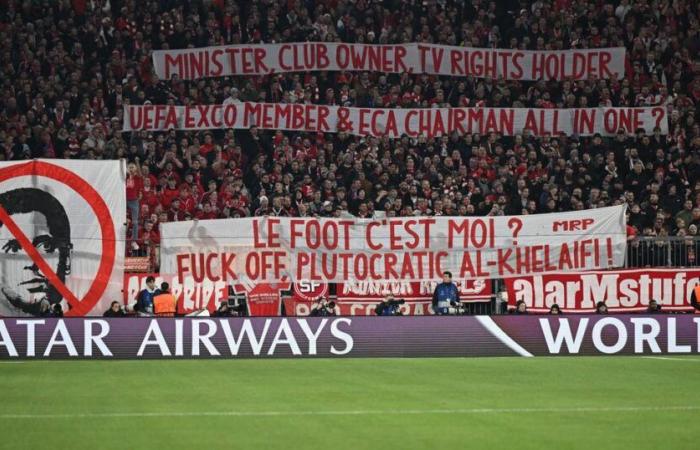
[0,161,116,316]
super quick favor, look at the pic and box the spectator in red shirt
[196,202,218,220]
[199,133,215,158]
[200,179,219,204]
[178,186,196,215]
[140,177,161,211]
[141,165,158,188]
[126,162,143,240]
[168,199,185,222]
[138,220,161,250]
[160,178,180,209]
[158,161,182,184]
[131,220,161,262]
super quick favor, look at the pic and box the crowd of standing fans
[0,0,699,270]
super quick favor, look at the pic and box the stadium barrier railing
[625,236,700,268]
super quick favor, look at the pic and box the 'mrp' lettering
[552,218,595,232]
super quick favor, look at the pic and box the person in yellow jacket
[153,283,177,317]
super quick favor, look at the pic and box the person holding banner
[432,272,460,315]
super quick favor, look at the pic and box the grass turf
[1,357,699,450]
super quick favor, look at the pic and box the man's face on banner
[0,211,63,308]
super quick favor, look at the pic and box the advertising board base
[1,315,699,360]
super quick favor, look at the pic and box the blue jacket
[432,282,460,313]
[137,288,159,313]
[375,302,399,316]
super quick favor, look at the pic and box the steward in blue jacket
[432,271,460,315]
[135,276,160,315]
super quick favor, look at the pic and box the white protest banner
[0,160,125,317]
[159,206,627,285]
[123,103,668,137]
[153,43,625,81]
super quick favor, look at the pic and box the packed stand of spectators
[1,0,700,270]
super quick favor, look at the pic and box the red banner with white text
[123,273,227,315]
[283,298,436,316]
[123,273,290,316]
[122,103,667,137]
[282,278,492,316]
[153,43,625,81]
[338,278,491,316]
[504,269,700,313]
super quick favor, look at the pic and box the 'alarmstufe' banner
[152,43,625,80]
[160,206,627,285]
[506,269,700,313]
[122,103,667,137]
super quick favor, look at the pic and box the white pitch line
[1,406,699,420]
[641,356,700,362]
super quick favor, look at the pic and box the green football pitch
[1,357,699,450]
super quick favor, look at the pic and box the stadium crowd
[0,0,700,270]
